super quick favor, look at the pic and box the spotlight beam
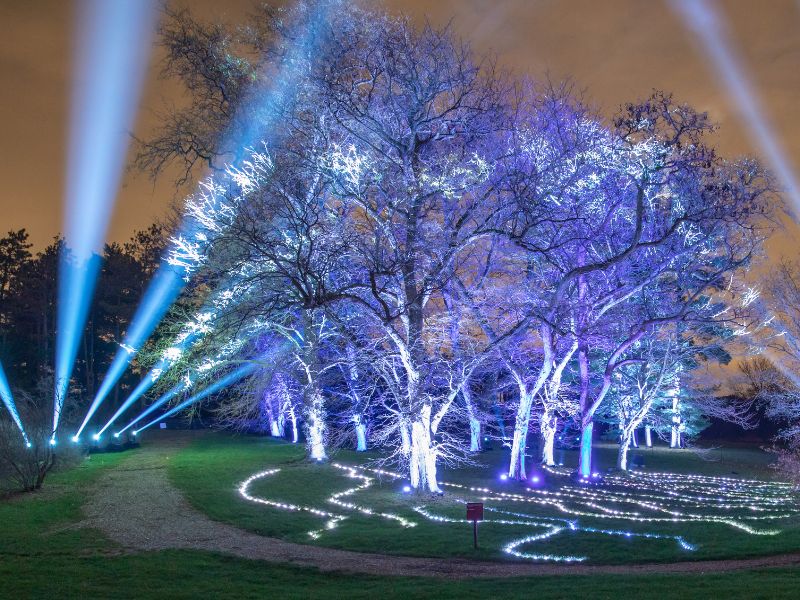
[115,334,288,436]
[130,362,259,435]
[75,264,187,437]
[671,0,800,216]
[79,1,334,436]
[116,381,187,436]
[54,0,156,436]
[0,360,28,443]
[97,274,248,435]
[97,361,177,437]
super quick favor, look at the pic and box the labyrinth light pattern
[237,462,800,562]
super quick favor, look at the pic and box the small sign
[466,502,484,549]
[466,502,484,521]
[159,422,167,429]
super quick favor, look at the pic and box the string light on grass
[237,464,416,540]
[236,461,798,563]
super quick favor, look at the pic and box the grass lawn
[168,433,800,564]
[1,432,799,599]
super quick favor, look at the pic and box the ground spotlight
[92,433,100,442]
[72,435,80,443]
[402,485,412,493]
[26,442,32,449]
[49,438,57,447]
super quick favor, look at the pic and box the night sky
[1,0,798,256]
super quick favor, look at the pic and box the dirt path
[80,435,800,579]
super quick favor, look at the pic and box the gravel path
[81,435,800,579]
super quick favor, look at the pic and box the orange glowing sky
[1,0,799,257]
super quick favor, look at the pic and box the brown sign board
[466,502,484,521]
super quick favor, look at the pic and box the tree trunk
[540,412,557,466]
[671,397,681,448]
[508,389,534,480]
[617,428,633,471]
[301,310,326,460]
[645,425,652,448]
[269,418,281,437]
[400,419,411,456]
[409,405,441,493]
[353,414,367,451]
[463,387,481,452]
[578,420,594,478]
[288,404,299,443]
[305,390,327,460]
[265,395,281,437]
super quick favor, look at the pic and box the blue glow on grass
[0,360,28,443]
[80,2,334,435]
[54,0,156,434]
[132,362,259,435]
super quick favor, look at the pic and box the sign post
[466,502,484,549]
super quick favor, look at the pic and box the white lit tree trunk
[617,426,634,470]
[540,412,557,466]
[508,326,553,480]
[305,389,327,460]
[400,418,411,456]
[463,386,481,452]
[269,417,281,437]
[508,387,535,480]
[670,390,682,448]
[288,403,299,443]
[263,394,281,437]
[353,413,367,452]
[645,425,652,447]
[539,338,576,466]
[409,404,441,493]
[299,309,327,461]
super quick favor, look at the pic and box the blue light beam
[671,0,800,216]
[79,1,334,436]
[0,360,28,444]
[76,264,187,436]
[115,380,187,437]
[130,362,259,435]
[96,331,200,436]
[97,274,248,435]
[54,0,156,437]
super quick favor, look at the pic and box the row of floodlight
[62,1,330,442]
